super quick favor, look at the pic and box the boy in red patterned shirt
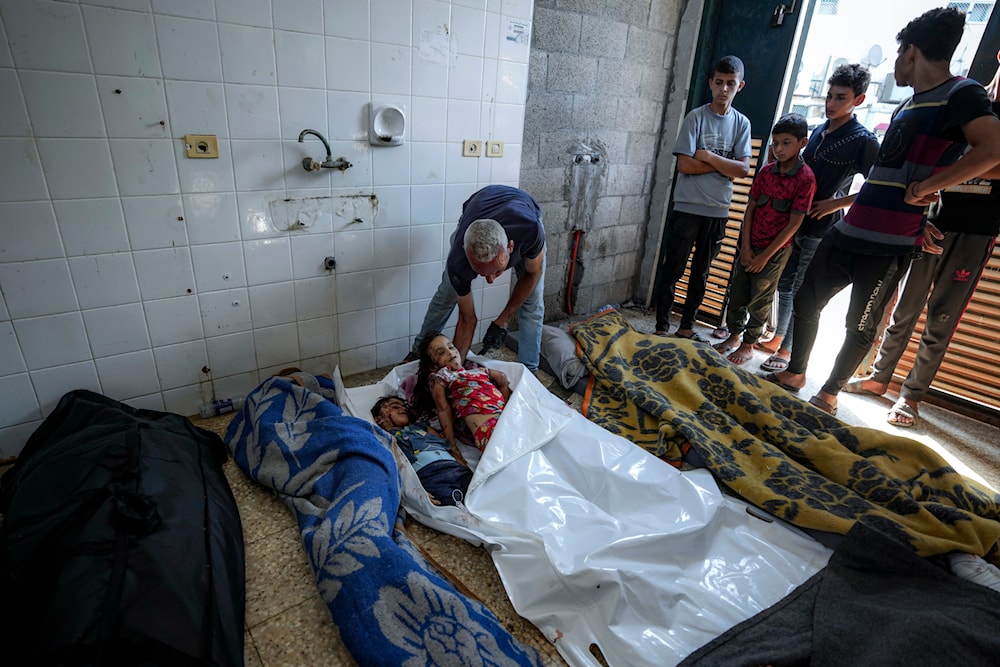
[714,113,816,364]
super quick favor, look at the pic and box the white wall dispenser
[369,103,405,146]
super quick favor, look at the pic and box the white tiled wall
[0,0,532,457]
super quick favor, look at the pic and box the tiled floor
[4,303,998,666]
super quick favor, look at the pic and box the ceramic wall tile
[3,0,91,73]
[373,265,408,307]
[143,295,204,346]
[133,247,196,300]
[244,237,292,286]
[253,322,299,368]
[155,15,223,81]
[152,339,208,390]
[275,31,325,89]
[248,281,296,327]
[0,321,26,376]
[0,138,47,201]
[122,195,187,249]
[175,139,237,193]
[110,139,180,196]
[219,23,276,85]
[290,233,335,279]
[191,242,247,292]
[184,193,241,244]
[0,259,78,319]
[205,330,256,376]
[0,202,63,262]
[199,287,251,337]
[297,314,337,359]
[151,0,215,20]
[38,139,118,199]
[334,270,373,313]
[0,70,30,136]
[165,81,228,138]
[372,227,408,269]
[55,198,131,256]
[375,302,408,340]
[226,84,280,139]
[98,76,170,139]
[370,43,410,95]
[272,0,322,33]
[15,312,92,370]
[370,0,410,46]
[96,349,160,398]
[20,71,105,138]
[83,303,151,357]
[324,0,368,40]
[325,37,370,93]
[30,361,102,415]
[0,373,42,429]
[337,306,374,349]
[68,253,141,309]
[83,5,162,77]
[295,275,342,321]
[216,0,271,27]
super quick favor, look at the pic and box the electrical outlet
[462,139,483,157]
[183,134,219,158]
[486,140,504,157]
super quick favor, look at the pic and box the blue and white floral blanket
[224,374,541,666]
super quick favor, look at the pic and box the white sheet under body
[339,358,831,667]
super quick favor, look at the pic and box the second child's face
[377,398,411,429]
[825,85,861,121]
[770,132,803,164]
[708,70,745,110]
[428,335,463,371]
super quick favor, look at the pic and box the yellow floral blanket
[571,309,1000,564]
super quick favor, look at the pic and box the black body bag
[0,390,245,666]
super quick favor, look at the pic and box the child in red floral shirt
[714,113,816,364]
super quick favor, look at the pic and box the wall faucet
[297,128,352,172]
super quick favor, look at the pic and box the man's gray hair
[464,219,507,263]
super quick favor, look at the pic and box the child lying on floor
[372,395,472,506]
[412,331,511,452]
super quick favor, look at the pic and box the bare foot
[726,343,754,365]
[712,333,742,356]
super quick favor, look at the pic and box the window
[818,0,839,15]
[947,2,994,22]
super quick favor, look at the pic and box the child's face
[770,132,805,164]
[427,335,463,371]
[825,85,862,122]
[708,70,745,110]
[376,398,410,429]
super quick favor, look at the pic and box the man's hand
[921,221,945,255]
[480,322,508,353]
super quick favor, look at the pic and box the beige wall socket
[184,134,219,158]
[462,139,483,157]
[486,140,504,157]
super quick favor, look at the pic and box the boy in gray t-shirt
[654,55,752,340]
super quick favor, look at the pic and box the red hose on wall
[566,229,582,315]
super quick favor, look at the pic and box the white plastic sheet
[340,358,831,666]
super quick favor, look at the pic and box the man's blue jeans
[413,253,545,371]
[774,234,822,352]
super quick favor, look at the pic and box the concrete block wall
[521,0,683,317]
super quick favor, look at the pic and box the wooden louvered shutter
[893,245,1000,412]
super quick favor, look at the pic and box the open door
[654,0,807,328]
